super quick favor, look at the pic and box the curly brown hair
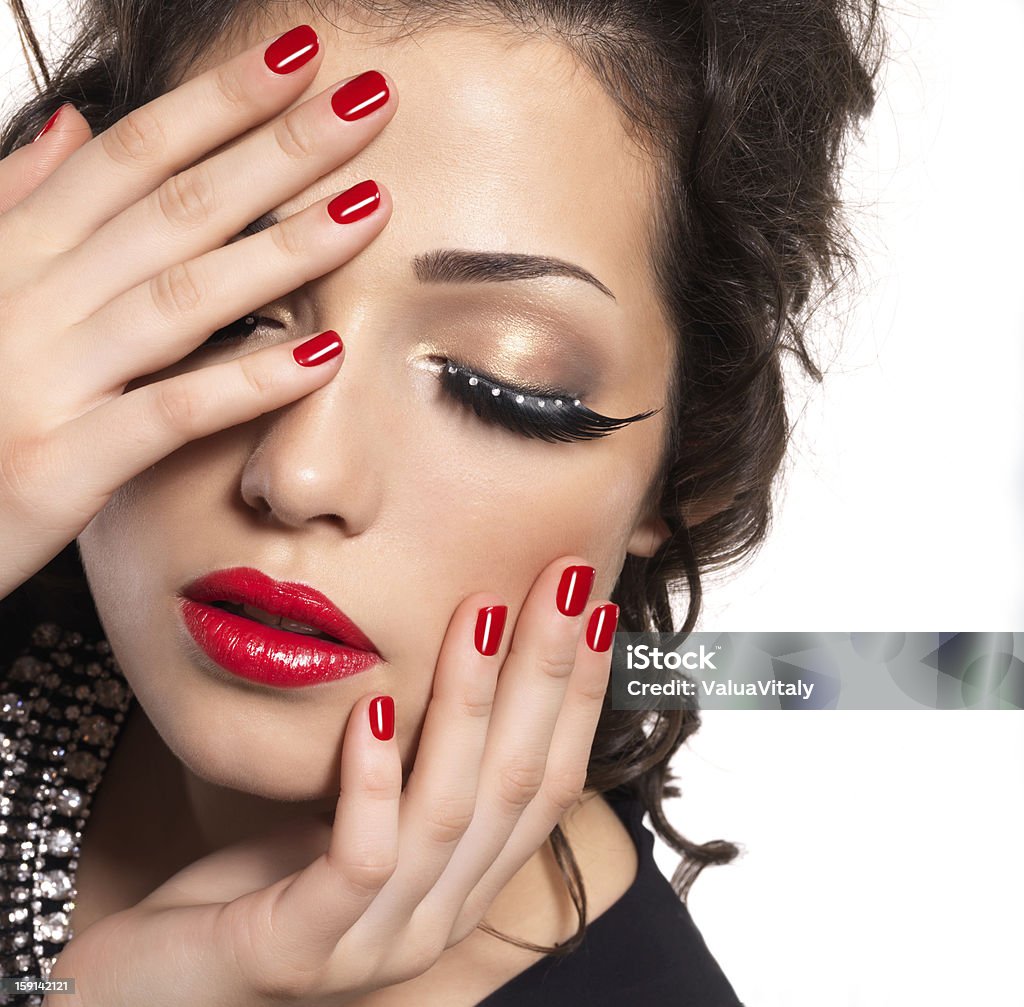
[1,0,884,959]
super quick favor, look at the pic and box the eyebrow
[232,211,617,301]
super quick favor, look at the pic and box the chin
[133,673,351,802]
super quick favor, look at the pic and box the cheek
[395,426,648,603]
[77,442,226,625]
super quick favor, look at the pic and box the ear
[626,505,672,558]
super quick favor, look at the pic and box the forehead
[205,14,665,316]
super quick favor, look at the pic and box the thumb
[0,102,94,214]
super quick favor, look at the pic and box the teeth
[221,600,333,640]
[242,602,282,628]
[280,617,323,636]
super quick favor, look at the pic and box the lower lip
[178,598,381,688]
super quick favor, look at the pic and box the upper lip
[180,566,379,653]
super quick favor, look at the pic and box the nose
[239,364,383,533]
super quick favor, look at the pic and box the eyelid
[426,354,582,403]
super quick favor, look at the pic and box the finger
[449,601,618,941]
[0,103,92,217]
[0,23,324,252]
[53,67,394,318]
[65,180,390,393]
[262,693,401,967]
[358,595,506,932]
[410,558,597,929]
[54,329,345,514]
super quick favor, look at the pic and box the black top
[479,789,744,1006]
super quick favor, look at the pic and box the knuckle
[576,666,612,704]
[355,765,399,801]
[423,795,476,846]
[534,647,576,682]
[497,759,546,811]
[237,352,278,400]
[399,931,446,980]
[151,379,200,435]
[102,106,166,167]
[543,765,587,815]
[150,261,204,320]
[255,967,314,1003]
[334,851,398,898]
[273,112,318,162]
[155,165,217,231]
[456,685,494,720]
[269,218,307,261]
[211,62,251,113]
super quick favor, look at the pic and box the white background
[3,1,1022,1004]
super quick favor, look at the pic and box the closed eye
[436,358,660,443]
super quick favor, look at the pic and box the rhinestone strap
[0,622,134,1004]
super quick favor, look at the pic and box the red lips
[178,566,381,688]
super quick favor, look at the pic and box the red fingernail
[264,24,319,75]
[33,104,67,142]
[556,565,595,617]
[369,695,395,741]
[327,180,380,224]
[474,605,508,657]
[586,604,619,653]
[332,70,390,121]
[293,330,342,367]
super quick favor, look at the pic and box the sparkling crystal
[65,751,101,781]
[10,655,45,681]
[1,693,28,724]
[78,714,115,748]
[53,787,83,816]
[31,623,62,647]
[94,679,128,707]
[38,870,73,900]
[42,828,75,856]
[36,911,70,943]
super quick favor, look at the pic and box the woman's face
[77,12,675,801]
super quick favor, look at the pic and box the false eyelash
[437,359,660,444]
